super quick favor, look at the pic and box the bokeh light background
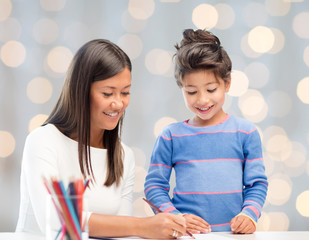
[1,0,309,232]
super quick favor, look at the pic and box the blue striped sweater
[144,115,268,231]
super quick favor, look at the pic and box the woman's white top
[16,124,135,234]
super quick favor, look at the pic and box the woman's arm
[89,212,186,239]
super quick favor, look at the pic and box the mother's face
[90,67,131,133]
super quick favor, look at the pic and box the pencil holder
[46,194,88,240]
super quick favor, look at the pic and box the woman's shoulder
[25,124,65,145]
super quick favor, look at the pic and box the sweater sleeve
[144,129,181,214]
[241,128,268,223]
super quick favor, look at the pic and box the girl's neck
[189,111,228,127]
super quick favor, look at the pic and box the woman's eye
[122,92,130,96]
[103,93,112,97]
[187,91,197,95]
[208,88,216,93]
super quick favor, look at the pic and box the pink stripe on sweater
[144,186,169,194]
[173,190,243,195]
[171,128,257,138]
[150,163,172,168]
[243,206,260,218]
[210,222,230,227]
[244,200,262,209]
[163,206,176,213]
[175,158,244,164]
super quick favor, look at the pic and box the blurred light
[267,212,290,231]
[47,46,73,73]
[245,62,269,89]
[160,0,180,2]
[192,4,218,30]
[263,153,275,176]
[145,49,172,75]
[243,2,268,28]
[265,134,292,160]
[228,70,249,97]
[0,18,21,42]
[248,26,275,53]
[134,166,147,192]
[283,142,307,177]
[241,34,262,58]
[131,147,146,167]
[297,77,309,104]
[154,117,177,138]
[238,89,268,123]
[267,174,292,205]
[238,90,265,116]
[265,0,290,16]
[293,12,309,39]
[118,34,143,60]
[40,0,66,11]
[304,46,309,67]
[28,114,48,132]
[267,91,292,118]
[128,0,155,20]
[121,11,147,33]
[296,191,309,217]
[214,4,235,30]
[33,18,58,44]
[0,131,15,158]
[268,28,285,54]
[257,211,271,231]
[0,0,12,21]
[27,77,53,104]
[0,40,26,67]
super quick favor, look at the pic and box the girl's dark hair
[44,39,132,187]
[174,29,232,86]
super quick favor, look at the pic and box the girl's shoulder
[227,115,257,132]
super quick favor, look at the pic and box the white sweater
[16,124,135,234]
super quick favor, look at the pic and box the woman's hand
[230,215,256,234]
[183,214,211,234]
[140,213,186,239]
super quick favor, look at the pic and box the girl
[144,29,268,234]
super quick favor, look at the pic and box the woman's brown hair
[44,39,132,187]
[174,29,232,87]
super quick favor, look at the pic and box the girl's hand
[183,213,211,234]
[141,213,186,239]
[230,215,256,234]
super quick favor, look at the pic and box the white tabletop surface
[1,232,309,240]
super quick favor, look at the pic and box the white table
[1,232,309,240]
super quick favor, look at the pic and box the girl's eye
[187,91,197,95]
[122,92,130,96]
[103,93,112,97]
[208,88,216,93]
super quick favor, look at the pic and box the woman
[16,39,186,238]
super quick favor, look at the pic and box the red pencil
[143,198,195,239]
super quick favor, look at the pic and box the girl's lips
[196,105,214,114]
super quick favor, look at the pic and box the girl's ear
[225,78,231,93]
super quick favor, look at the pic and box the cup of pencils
[44,177,89,240]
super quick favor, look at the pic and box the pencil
[143,198,195,239]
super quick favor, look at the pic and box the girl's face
[181,70,230,127]
[90,67,131,134]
